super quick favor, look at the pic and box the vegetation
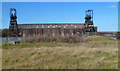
[21,35,85,43]
[2,36,118,69]
[1,29,10,37]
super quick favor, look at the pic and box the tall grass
[2,46,118,69]
[2,36,118,69]
[2,36,118,49]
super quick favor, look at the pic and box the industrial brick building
[18,24,97,37]
[9,8,97,37]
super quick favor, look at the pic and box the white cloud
[109,5,117,8]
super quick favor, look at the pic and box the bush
[21,35,85,43]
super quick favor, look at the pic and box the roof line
[18,23,85,25]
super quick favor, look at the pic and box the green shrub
[21,35,85,43]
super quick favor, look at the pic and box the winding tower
[84,10,95,32]
[9,8,19,37]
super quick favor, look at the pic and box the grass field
[2,36,118,69]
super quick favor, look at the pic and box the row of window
[22,29,83,36]
[19,25,84,29]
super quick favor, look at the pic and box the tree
[2,29,10,37]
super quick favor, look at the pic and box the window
[42,29,44,35]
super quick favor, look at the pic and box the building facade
[9,8,97,37]
[18,23,97,37]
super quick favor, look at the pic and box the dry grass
[2,36,118,69]
[2,46,118,69]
